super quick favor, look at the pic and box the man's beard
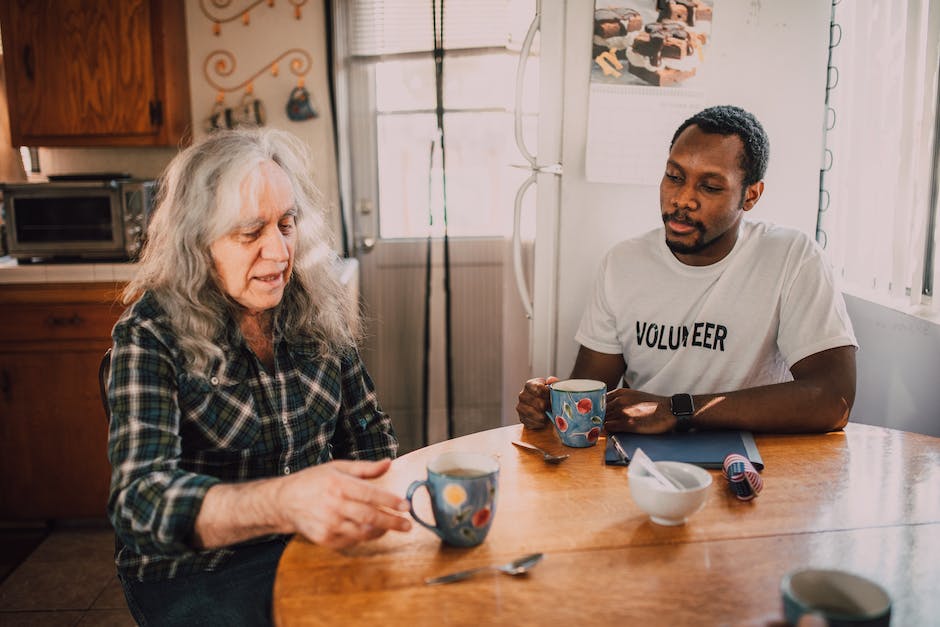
[662,210,708,254]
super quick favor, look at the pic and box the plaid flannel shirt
[107,292,398,582]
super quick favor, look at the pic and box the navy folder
[604,430,764,470]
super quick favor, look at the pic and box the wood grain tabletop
[273,423,940,626]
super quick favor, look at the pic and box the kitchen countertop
[0,256,139,284]
[0,256,359,286]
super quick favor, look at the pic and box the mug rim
[427,451,499,476]
[550,378,606,393]
[781,568,891,621]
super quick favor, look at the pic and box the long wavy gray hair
[124,127,359,374]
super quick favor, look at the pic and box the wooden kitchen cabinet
[0,0,191,147]
[0,282,126,520]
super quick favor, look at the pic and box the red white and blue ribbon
[723,453,763,501]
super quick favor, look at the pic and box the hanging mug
[205,102,233,132]
[236,93,266,127]
[286,86,318,121]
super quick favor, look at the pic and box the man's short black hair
[670,105,770,187]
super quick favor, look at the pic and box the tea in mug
[439,467,488,479]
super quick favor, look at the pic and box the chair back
[98,348,112,423]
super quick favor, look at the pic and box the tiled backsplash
[0,257,358,289]
[0,257,139,284]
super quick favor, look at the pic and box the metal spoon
[512,441,569,464]
[424,552,544,585]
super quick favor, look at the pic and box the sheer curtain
[818,0,940,312]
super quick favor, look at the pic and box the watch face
[671,393,694,415]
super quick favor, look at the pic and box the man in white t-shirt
[517,105,857,434]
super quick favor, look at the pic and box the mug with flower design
[545,379,606,447]
[405,451,499,547]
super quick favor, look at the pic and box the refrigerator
[510,0,833,385]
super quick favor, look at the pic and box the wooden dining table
[273,423,940,626]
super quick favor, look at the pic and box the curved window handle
[513,5,540,167]
[512,172,537,320]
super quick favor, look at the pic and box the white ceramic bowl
[628,461,712,526]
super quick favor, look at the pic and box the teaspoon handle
[425,565,490,585]
[512,440,545,454]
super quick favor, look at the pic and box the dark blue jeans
[119,538,289,627]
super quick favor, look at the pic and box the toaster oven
[0,176,156,262]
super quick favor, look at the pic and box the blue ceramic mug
[545,379,606,447]
[781,569,891,627]
[406,451,499,547]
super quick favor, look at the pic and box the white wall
[845,295,940,437]
[184,0,340,236]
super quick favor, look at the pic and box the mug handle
[405,480,444,539]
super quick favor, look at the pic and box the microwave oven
[0,177,157,261]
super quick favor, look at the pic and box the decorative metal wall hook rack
[203,48,313,95]
[199,0,308,34]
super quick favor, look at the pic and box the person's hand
[275,458,412,550]
[604,388,673,434]
[516,376,559,429]
[766,615,829,627]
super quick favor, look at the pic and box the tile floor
[0,525,134,626]
[0,528,47,584]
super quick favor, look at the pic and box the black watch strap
[670,393,694,432]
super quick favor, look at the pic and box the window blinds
[818,0,940,311]
[347,0,511,56]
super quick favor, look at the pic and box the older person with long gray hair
[106,128,410,626]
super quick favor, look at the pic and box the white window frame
[332,0,537,250]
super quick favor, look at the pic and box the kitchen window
[334,0,538,243]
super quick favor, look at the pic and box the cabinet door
[0,0,190,146]
[0,282,123,520]
[0,349,112,519]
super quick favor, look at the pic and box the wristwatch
[670,393,695,432]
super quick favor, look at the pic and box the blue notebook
[604,430,764,471]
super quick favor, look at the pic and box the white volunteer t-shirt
[575,220,857,396]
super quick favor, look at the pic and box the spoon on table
[424,553,545,585]
[512,441,570,464]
